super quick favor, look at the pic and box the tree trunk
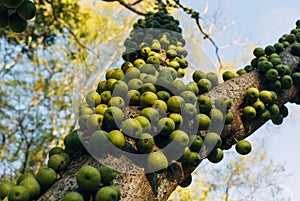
[37,45,300,201]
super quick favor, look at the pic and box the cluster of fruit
[0,129,121,201]
[0,0,36,33]
[122,10,187,77]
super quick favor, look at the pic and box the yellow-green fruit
[189,135,203,152]
[243,106,256,120]
[8,186,29,201]
[187,151,201,166]
[106,184,121,200]
[235,140,252,155]
[259,90,274,104]
[0,181,15,199]
[99,166,117,185]
[253,47,265,57]
[146,152,168,173]
[62,192,84,201]
[195,113,211,131]
[225,111,234,124]
[136,133,155,154]
[16,173,35,185]
[109,130,126,149]
[169,130,189,150]
[246,87,259,102]
[17,0,36,20]
[197,78,212,93]
[222,71,237,81]
[204,132,222,149]
[48,147,64,157]
[207,148,224,163]
[19,178,41,199]
[121,118,143,138]
[64,129,82,151]
[197,95,212,114]
[8,13,27,33]
[95,186,119,201]
[48,153,70,173]
[36,167,57,190]
[76,165,101,192]
[85,91,101,107]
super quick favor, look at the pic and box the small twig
[102,0,148,16]
[173,0,223,69]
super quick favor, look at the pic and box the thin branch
[102,0,148,16]
[173,0,223,69]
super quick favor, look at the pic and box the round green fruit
[64,129,82,151]
[146,151,168,173]
[204,132,222,149]
[48,153,70,173]
[62,192,84,201]
[207,148,224,163]
[225,111,234,124]
[121,118,143,138]
[85,91,101,107]
[197,95,212,114]
[242,106,256,120]
[197,78,212,93]
[222,71,237,81]
[95,186,119,201]
[139,91,158,108]
[179,174,192,188]
[136,133,155,154]
[246,87,259,102]
[192,70,206,83]
[36,167,57,190]
[281,75,293,89]
[19,178,41,199]
[8,13,27,33]
[109,130,126,149]
[17,0,36,20]
[187,151,201,166]
[169,130,189,150]
[253,47,265,57]
[16,173,35,185]
[76,165,101,192]
[99,166,117,185]
[265,69,279,82]
[0,181,15,199]
[235,140,252,155]
[189,135,203,152]
[259,90,274,104]
[8,186,29,201]
[167,96,185,113]
[195,113,211,131]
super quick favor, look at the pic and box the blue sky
[182,0,300,199]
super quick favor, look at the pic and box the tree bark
[37,45,300,201]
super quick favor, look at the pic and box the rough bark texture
[38,46,300,201]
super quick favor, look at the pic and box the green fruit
[206,72,219,87]
[95,104,108,115]
[222,71,237,81]
[274,43,284,54]
[187,151,201,166]
[19,178,41,199]
[160,67,177,79]
[127,78,143,90]
[197,95,212,113]
[281,75,293,89]
[268,80,282,91]
[136,133,155,153]
[268,104,280,118]
[242,106,256,120]
[168,113,183,129]
[152,99,168,115]
[102,106,124,131]
[133,58,146,67]
[86,114,103,132]
[272,114,284,125]
[235,140,252,155]
[179,174,192,188]
[167,96,185,113]
[111,80,128,97]
[146,56,160,65]
[186,81,199,95]
[168,61,180,70]
[195,113,211,131]
[209,108,224,124]
[106,184,121,200]
[76,165,101,192]
[8,13,27,33]
[177,147,191,163]
[286,34,296,43]
[95,186,119,201]
[253,47,265,57]
[197,78,212,93]
[207,148,224,163]
[171,79,186,94]
[99,166,117,185]
[36,167,57,190]
[138,83,156,94]
[89,130,110,152]
[264,45,275,56]
[280,105,289,118]
[17,173,35,185]
[0,181,15,199]
[265,69,279,82]
[17,0,36,20]
[259,90,274,104]
[252,100,265,114]
[141,74,157,84]
[140,107,160,125]
[236,69,247,75]
[214,97,227,111]
[274,64,286,76]
[182,103,197,121]
[64,129,82,151]
[192,70,206,83]
[169,130,189,150]
[204,132,222,149]
[85,91,101,107]
[292,72,300,86]
[189,135,203,152]
[244,65,254,72]
[79,106,94,115]
[48,153,70,172]
[166,49,177,59]
[141,47,151,57]
[121,118,143,138]
[258,61,273,73]
[146,151,168,173]
[180,91,197,104]
[124,67,140,81]
[139,91,158,108]
[270,57,281,67]
[139,64,157,75]
[2,0,24,8]
[135,116,151,132]
[108,96,125,108]
[126,90,140,106]
[8,186,29,201]
[62,192,84,201]
[260,109,271,121]
[109,130,126,149]
[225,111,234,124]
